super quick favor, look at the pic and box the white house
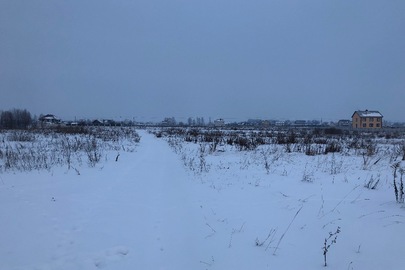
[39,114,61,125]
[214,118,225,127]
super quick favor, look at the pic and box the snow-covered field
[1,128,404,270]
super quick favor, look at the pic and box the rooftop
[354,110,383,118]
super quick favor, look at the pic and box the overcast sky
[1,0,404,122]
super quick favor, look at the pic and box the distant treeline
[0,109,32,129]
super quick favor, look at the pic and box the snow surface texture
[0,130,404,269]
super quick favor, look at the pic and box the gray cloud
[1,0,404,122]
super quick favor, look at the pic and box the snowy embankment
[0,129,404,269]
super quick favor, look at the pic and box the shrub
[322,227,341,267]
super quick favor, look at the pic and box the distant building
[65,121,78,126]
[293,120,307,126]
[337,120,351,127]
[162,117,176,126]
[351,110,383,129]
[39,114,61,125]
[92,119,116,126]
[214,118,225,127]
[92,120,103,126]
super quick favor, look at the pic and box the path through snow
[0,130,206,270]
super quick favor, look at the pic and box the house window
[363,123,366,128]
[369,123,374,127]
[370,117,374,122]
[377,118,381,122]
[376,123,380,127]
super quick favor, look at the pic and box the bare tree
[0,109,32,129]
[0,111,14,128]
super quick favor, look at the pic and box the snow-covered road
[93,130,205,269]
